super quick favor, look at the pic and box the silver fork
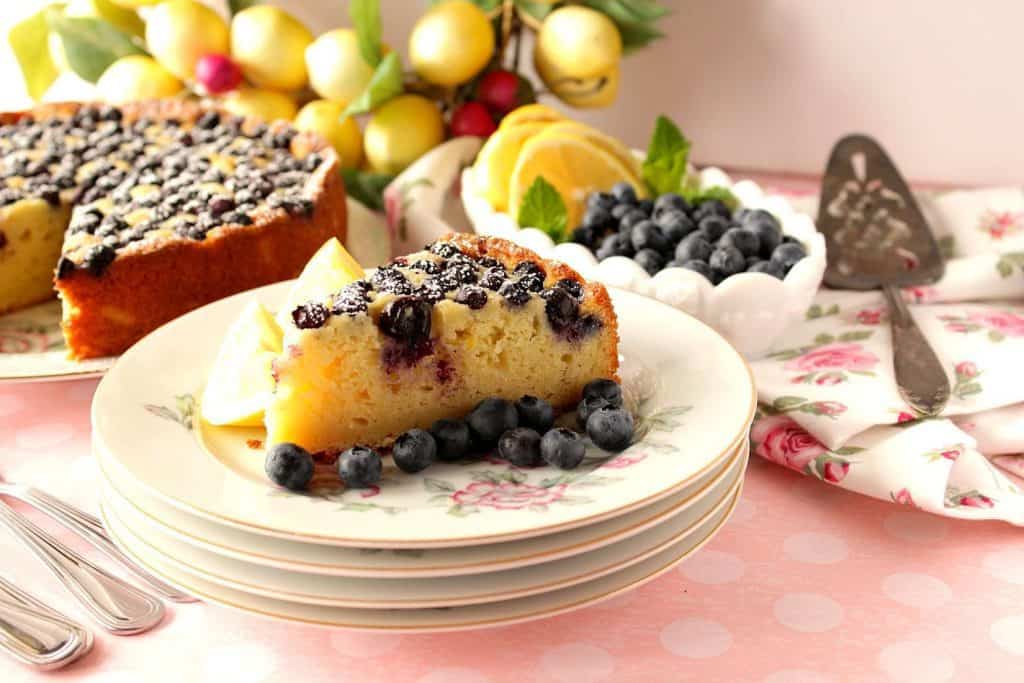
[0,502,165,634]
[0,476,195,603]
[0,574,92,670]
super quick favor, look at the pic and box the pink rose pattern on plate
[890,488,917,506]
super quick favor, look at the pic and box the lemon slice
[539,120,642,181]
[276,237,365,328]
[499,103,564,129]
[473,121,549,212]
[201,300,283,427]
[509,132,643,230]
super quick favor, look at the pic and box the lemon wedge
[276,237,365,328]
[499,103,564,129]
[201,300,283,427]
[539,120,642,181]
[473,121,549,212]
[509,132,643,230]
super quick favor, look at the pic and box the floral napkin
[754,187,1024,524]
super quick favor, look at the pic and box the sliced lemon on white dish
[275,237,365,328]
[201,300,283,427]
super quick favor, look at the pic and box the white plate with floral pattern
[92,281,755,548]
[100,450,744,609]
[96,433,747,577]
[101,482,741,631]
[0,301,114,382]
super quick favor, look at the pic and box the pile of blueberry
[571,182,807,283]
[264,378,635,492]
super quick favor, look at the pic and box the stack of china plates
[92,284,756,632]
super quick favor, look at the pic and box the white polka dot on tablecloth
[773,593,844,633]
[678,550,745,584]
[417,668,493,683]
[203,643,277,682]
[539,643,614,683]
[878,641,955,682]
[0,393,24,417]
[730,497,757,524]
[328,631,404,658]
[659,618,733,659]
[762,670,836,683]
[882,573,952,609]
[990,615,1024,655]
[982,547,1024,585]
[783,532,849,564]
[883,512,948,544]
[14,422,74,450]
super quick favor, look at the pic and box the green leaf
[680,184,739,211]
[349,0,382,67]
[838,330,873,342]
[228,0,261,15]
[641,115,690,196]
[516,175,568,241]
[340,168,393,211]
[958,382,983,396]
[996,257,1013,278]
[516,0,554,21]
[616,18,665,53]
[581,0,669,52]
[773,396,807,411]
[8,8,60,100]
[342,51,403,117]
[48,14,146,83]
[422,477,456,493]
[814,333,836,345]
[988,329,1006,343]
[833,446,865,455]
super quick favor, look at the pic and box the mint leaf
[342,51,403,117]
[341,168,393,211]
[48,15,146,83]
[681,184,739,211]
[517,176,568,241]
[641,115,690,196]
[9,8,59,100]
[349,0,382,68]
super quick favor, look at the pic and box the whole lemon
[50,0,145,72]
[556,66,619,108]
[364,95,444,175]
[221,88,298,123]
[409,0,494,87]
[294,100,364,170]
[146,0,229,81]
[535,6,621,80]
[305,29,393,106]
[230,6,313,92]
[96,55,183,104]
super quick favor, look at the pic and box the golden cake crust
[0,99,347,359]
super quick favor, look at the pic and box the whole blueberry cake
[265,234,619,454]
[0,100,346,358]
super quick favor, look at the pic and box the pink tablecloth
[2,378,1024,683]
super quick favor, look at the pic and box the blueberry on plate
[582,205,614,232]
[610,203,632,220]
[636,198,655,215]
[541,428,586,470]
[739,208,781,232]
[516,395,555,432]
[709,245,746,276]
[678,259,714,280]
[618,208,647,234]
[745,256,764,270]
[693,198,731,220]
[675,234,713,263]
[748,259,786,279]
[633,248,665,275]
[718,227,761,258]
[698,215,730,242]
[744,213,783,257]
[771,241,807,270]
[630,220,670,253]
[597,232,634,260]
[431,419,471,461]
[265,442,314,491]
[498,427,542,467]
[392,428,438,473]
[577,395,613,429]
[653,192,689,217]
[467,398,519,446]
[586,407,635,452]
[571,226,597,248]
[587,191,615,212]
[655,210,696,243]
[583,378,623,406]
[611,182,637,204]
[337,446,383,488]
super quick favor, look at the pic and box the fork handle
[0,502,164,635]
[883,284,950,417]
[10,487,195,603]
[0,595,92,670]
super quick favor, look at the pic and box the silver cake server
[817,134,950,416]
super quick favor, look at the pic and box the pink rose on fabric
[602,453,647,469]
[891,488,915,506]
[969,311,1024,337]
[815,372,844,386]
[813,401,847,417]
[958,494,995,509]
[751,415,826,472]
[451,481,567,510]
[855,308,885,325]
[785,343,879,373]
[941,448,961,461]
[955,361,979,378]
[897,411,915,423]
[823,461,849,483]
[902,286,939,304]
[361,485,381,498]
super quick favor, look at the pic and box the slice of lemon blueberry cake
[264,234,619,453]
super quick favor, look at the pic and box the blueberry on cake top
[265,234,619,454]
[0,100,346,359]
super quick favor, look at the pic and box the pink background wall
[2,1,1021,186]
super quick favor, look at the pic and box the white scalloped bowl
[461,166,826,358]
